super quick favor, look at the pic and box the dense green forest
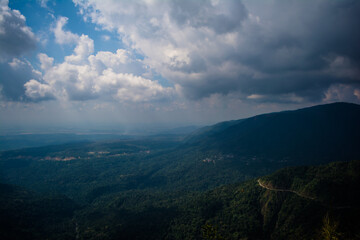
[0,183,78,240]
[1,160,359,239]
[1,102,360,239]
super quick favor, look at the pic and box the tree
[202,223,224,240]
[319,213,342,240]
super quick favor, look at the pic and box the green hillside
[73,160,360,240]
[185,102,360,164]
[1,159,359,239]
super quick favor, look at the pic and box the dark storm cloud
[238,0,360,73]
[169,0,247,34]
[172,0,360,102]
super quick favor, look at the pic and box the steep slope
[147,102,360,191]
[173,160,360,240]
[184,102,360,164]
[183,119,244,143]
[256,160,360,239]
[74,160,360,240]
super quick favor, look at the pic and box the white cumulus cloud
[24,79,55,100]
[24,33,174,103]
[65,34,94,63]
[52,16,79,45]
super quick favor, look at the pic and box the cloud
[324,84,360,103]
[24,79,55,101]
[65,34,94,63]
[0,0,37,61]
[0,58,42,101]
[38,0,49,8]
[38,53,54,71]
[52,16,79,45]
[100,69,173,102]
[101,35,110,41]
[74,0,360,103]
[24,35,174,102]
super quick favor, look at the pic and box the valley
[2,0,359,238]
[1,102,360,239]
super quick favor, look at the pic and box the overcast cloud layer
[74,0,360,103]
[1,0,360,128]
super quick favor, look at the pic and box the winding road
[257,179,356,209]
[257,179,316,200]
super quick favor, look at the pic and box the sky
[1,0,360,132]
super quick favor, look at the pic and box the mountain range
[1,102,360,239]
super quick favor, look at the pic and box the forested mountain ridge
[183,102,360,164]
[1,102,360,200]
[1,102,360,239]
[148,102,360,191]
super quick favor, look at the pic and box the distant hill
[183,102,360,165]
[0,133,129,151]
[183,119,244,143]
[143,102,360,192]
[2,102,360,198]
[158,125,201,135]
